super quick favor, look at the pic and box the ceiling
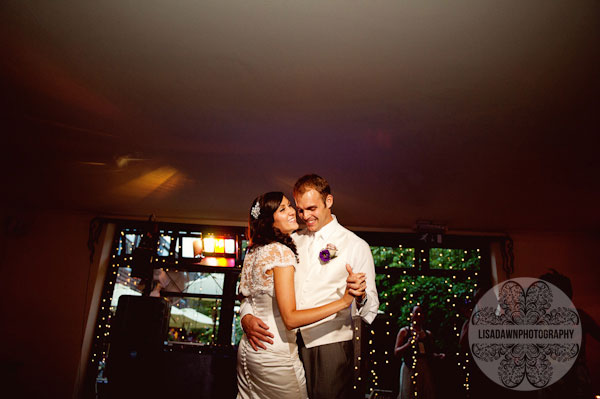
[1,0,599,233]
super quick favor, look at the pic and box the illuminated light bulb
[203,237,216,253]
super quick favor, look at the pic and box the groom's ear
[325,194,333,210]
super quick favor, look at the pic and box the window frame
[88,219,246,388]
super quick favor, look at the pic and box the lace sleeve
[239,243,296,297]
[263,243,296,272]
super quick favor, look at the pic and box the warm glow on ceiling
[113,166,179,200]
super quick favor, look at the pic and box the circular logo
[468,277,581,390]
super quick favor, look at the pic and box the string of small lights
[363,245,480,398]
[88,224,245,389]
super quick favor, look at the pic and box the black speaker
[106,295,170,398]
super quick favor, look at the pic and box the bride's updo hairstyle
[247,191,297,256]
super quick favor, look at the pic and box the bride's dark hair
[247,191,297,257]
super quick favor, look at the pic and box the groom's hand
[241,314,274,351]
[345,264,367,299]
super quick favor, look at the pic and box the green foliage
[233,312,244,344]
[194,327,216,343]
[429,248,480,271]
[372,247,479,353]
[370,246,414,268]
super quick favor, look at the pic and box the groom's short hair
[293,174,331,203]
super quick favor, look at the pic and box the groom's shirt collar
[313,214,339,243]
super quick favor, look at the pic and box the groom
[241,174,379,399]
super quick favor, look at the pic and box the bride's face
[272,196,299,235]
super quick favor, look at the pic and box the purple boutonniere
[319,244,338,265]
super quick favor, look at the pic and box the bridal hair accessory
[251,201,261,219]
[319,244,338,264]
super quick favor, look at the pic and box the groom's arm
[240,298,274,350]
[349,240,379,324]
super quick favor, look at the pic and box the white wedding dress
[237,242,308,399]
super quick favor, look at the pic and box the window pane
[429,248,481,271]
[168,298,220,344]
[232,300,243,345]
[154,271,224,295]
[119,234,141,255]
[180,236,203,258]
[371,246,415,268]
[241,240,249,260]
[112,267,143,307]
[157,235,171,256]
[185,272,224,295]
[376,274,478,353]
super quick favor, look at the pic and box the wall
[0,210,98,399]
[508,232,600,392]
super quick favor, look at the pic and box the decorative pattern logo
[468,278,581,391]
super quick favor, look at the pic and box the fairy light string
[90,225,483,397]
[365,245,480,397]
[88,224,246,388]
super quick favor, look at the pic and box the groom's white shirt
[240,215,379,349]
[293,215,378,347]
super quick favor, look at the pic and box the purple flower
[318,244,338,264]
[319,249,331,263]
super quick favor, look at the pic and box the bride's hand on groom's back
[241,314,274,351]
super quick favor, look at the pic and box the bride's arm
[272,265,360,330]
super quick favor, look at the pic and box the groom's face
[294,189,333,232]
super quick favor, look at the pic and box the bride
[236,191,363,399]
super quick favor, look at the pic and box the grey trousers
[297,333,355,399]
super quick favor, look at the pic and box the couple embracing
[237,174,379,399]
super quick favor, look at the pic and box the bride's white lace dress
[236,242,308,399]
